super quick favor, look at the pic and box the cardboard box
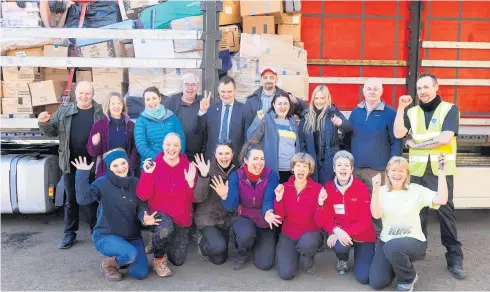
[278,24,301,42]
[28,80,66,106]
[220,0,241,25]
[92,82,128,105]
[228,55,260,102]
[76,40,126,58]
[1,98,33,114]
[219,25,240,52]
[2,67,41,81]
[43,45,69,69]
[161,69,202,96]
[125,43,135,58]
[259,46,308,75]
[2,81,31,98]
[283,13,301,25]
[76,70,93,82]
[92,68,128,83]
[294,41,304,49]
[6,47,43,57]
[133,39,175,58]
[171,16,203,53]
[243,16,275,35]
[240,34,293,58]
[277,75,309,100]
[42,68,69,82]
[174,50,203,59]
[240,0,284,23]
[128,68,165,97]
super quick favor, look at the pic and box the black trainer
[58,234,76,249]
[232,252,251,271]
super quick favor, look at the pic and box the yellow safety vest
[407,101,457,177]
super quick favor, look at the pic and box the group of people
[38,69,465,291]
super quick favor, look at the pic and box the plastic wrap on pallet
[64,1,121,28]
[138,0,203,29]
[227,55,260,103]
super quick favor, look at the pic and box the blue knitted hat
[103,149,129,167]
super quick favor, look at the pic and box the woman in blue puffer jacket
[134,87,186,168]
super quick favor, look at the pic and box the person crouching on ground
[136,132,198,277]
[192,140,237,265]
[73,149,160,281]
[369,155,448,292]
[220,141,280,271]
[315,150,376,284]
[274,153,326,280]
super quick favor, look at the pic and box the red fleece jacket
[136,152,196,227]
[274,177,323,241]
[315,177,376,243]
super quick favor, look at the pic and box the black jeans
[276,232,323,280]
[199,226,230,265]
[333,241,375,284]
[232,216,276,271]
[63,173,97,236]
[369,238,427,290]
[151,213,190,266]
[411,164,463,267]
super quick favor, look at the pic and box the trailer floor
[2,209,490,291]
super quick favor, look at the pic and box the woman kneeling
[274,153,326,280]
[74,149,160,281]
[137,132,197,277]
[369,155,448,291]
[316,150,376,284]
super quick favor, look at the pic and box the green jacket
[39,101,104,174]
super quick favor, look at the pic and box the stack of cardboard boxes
[1,1,41,28]
[1,45,68,115]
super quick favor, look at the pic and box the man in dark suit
[203,76,253,165]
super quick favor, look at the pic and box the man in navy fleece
[348,78,402,236]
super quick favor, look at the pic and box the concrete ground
[2,209,489,291]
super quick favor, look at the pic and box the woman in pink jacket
[136,132,197,278]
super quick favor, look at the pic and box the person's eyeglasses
[184,83,198,88]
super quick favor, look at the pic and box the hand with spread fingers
[334,227,353,246]
[184,163,197,188]
[264,210,282,230]
[143,211,162,226]
[210,175,229,200]
[192,153,210,178]
[70,156,94,170]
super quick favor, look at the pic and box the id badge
[334,204,345,215]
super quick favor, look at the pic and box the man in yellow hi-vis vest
[393,73,465,279]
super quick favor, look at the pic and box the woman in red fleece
[274,153,327,280]
[136,132,197,278]
[316,150,375,284]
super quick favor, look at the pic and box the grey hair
[333,150,355,168]
[181,73,199,87]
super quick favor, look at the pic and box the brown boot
[145,232,153,254]
[100,256,122,281]
[153,257,172,277]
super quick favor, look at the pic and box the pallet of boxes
[226,0,308,102]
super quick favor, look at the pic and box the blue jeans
[94,235,148,280]
[333,241,375,284]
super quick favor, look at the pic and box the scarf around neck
[419,95,442,112]
[141,104,173,121]
[244,165,262,182]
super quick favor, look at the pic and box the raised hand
[264,210,282,230]
[92,132,101,146]
[372,173,382,192]
[200,90,212,113]
[38,111,51,123]
[331,115,343,127]
[143,158,156,174]
[143,211,162,226]
[398,95,413,109]
[274,184,284,202]
[257,109,265,120]
[193,153,210,177]
[318,188,328,206]
[70,156,94,170]
[210,175,228,200]
[184,163,197,187]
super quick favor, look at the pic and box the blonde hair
[385,156,410,192]
[290,152,316,175]
[303,85,333,133]
[103,92,128,116]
